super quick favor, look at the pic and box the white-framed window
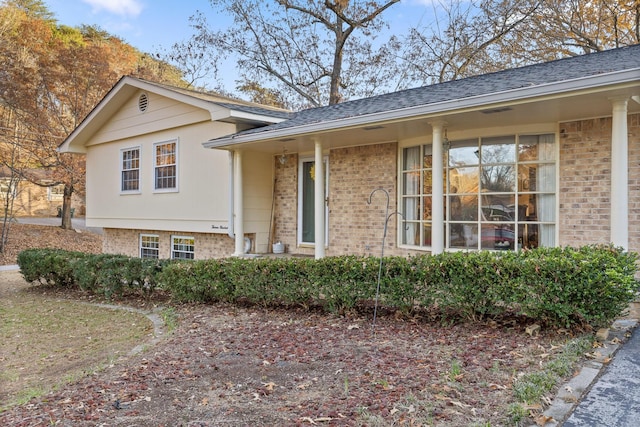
[401,133,556,251]
[121,147,140,192]
[140,234,159,259]
[47,184,64,201]
[0,179,17,199]
[154,140,177,191]
[171,235,194,260]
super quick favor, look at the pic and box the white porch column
[314,140,326,259]
[430,121,445,254]
[233,149,245,256]
[610,97,629,249]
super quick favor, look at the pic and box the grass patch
[0,280,154,411]
[509,335,593,424]
[159,307,179,333]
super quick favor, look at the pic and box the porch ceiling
[224,83,640,156]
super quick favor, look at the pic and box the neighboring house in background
[58,77,289,259]
[60,46,640,260]
[0,167,84,217]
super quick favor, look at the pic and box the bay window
[401,133,556,250]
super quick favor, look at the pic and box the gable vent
[138,93,149,112]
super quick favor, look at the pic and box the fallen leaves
[0,261,585,427]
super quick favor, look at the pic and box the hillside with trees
[0,0,188,250]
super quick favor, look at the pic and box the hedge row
[17,245,639,328]
[17,249,168,300]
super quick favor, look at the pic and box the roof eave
[203,68,640,150]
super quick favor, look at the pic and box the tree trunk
[60,183,73,230]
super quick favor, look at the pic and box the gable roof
[59,76,291,153]
[204,44,640,149]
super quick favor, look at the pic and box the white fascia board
[203,68,640,149]
[228,110,288,124]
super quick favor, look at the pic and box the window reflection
[401,133,556,251]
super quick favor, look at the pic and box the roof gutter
[203,68,640,149]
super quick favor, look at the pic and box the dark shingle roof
[235,44,640,137]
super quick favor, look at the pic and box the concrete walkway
[539,302,640,427]
[561,322,640,426]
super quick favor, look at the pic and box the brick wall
[327,143,399,256]
[102,228,235,259]
[271,142,424,257]
[272,153,299,254]
[559,113,640,252]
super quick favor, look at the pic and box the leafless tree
[187,0,400,108]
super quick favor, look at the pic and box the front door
[299,157,328,245]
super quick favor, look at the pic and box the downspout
[227,151,235,239]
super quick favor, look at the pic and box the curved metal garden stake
[367,189,405,330]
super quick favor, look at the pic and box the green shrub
[17,245,639,329]
[159,259,234,303]
[517,245,639,327]
[17,248,85,287]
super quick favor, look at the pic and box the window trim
[398,132,559,252]
[47,183,65,201]
[153,139,179,193]
[140,234,160,259]
[120,146,141,194]
[171,235,194,260]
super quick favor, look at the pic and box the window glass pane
[450,223,478,249]
[449,166,479,195]
[423,170,432,194]
[481,224,515,250]
[423,196,432,219]
[458,196,478,221]
[121,148,140,192]
[403,171,420,195]
[519,134,555,161]
[403,197,420,220]
[172,236,194,260]
[518,164,556,192]
[422,223,432,246]
[481,194,515,221]
[481,164,516,192]
[155,142,176,190]
[403,146,421,171]
[403,222,420,245]
[449,140,479,166]
[481,136,516,163]
[140,235,159,259]
[423,151,432,168]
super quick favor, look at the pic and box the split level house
[59,44,640,260]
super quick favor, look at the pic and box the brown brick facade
[559,113,640,252]
[271,142,423,257]
[327,143,399,256]
[103,113,640,259]
[102,228,235,259]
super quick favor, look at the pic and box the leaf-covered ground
[0,223,102,266]
[0,223,582,426]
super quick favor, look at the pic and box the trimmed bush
[17,248,85,287]
[17,245,639,328]
[18,249,166,300]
